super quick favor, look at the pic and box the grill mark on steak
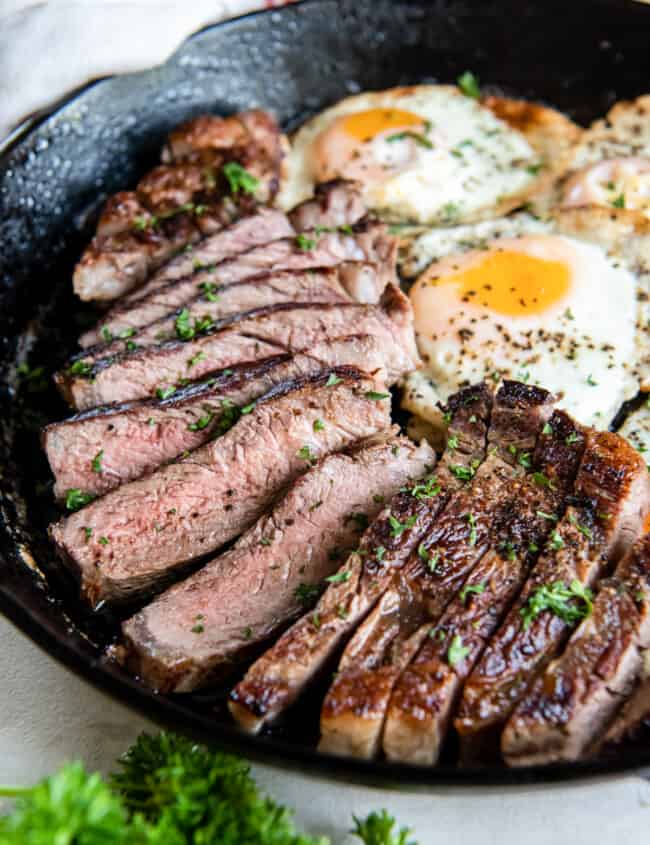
[77,266,355,364]
[228,439,437,733]
[55,286,419,409]
[382,410,586,765]
[121,431,428,694]
[73,110,285,302]
[44,337,386,499]
[79,208,295,347]
[317,383,498,759]
[93,220,395,339]
[49,372,390,607]
[455,429,650,762]
[503,532,650,765]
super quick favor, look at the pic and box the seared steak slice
[288,180,366,231]
[77,267,354,365]
[94,220,395,338]
[456,429,650,760]
[79,208,294,347]
[123,432,431,693]
[44,337,385,499]
[503,532,650,765]
[382,410,586,764]
[73,110,285,302]
[319,381,554,759]
[317,383,499,758]
[50,372,389,606]
[599,660,650,751]
[229,440,437,733]
[56,286,418,409]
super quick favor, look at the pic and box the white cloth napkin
[0,0,293,140]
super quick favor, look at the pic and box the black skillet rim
[1,0,650,789]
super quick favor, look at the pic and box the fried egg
[402,207,649,432]
[278,86,579,225]
[556,96,650,218]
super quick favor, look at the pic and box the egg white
[619,398,650,463]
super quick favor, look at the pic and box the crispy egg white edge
[619,399,650,461]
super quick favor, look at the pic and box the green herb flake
[222,161,259,195]
[68,359,93,377]
[295,233,317,251]
[386,131,433,149]
[325,373,343,387]
[520,579,593,629]
[326,570,351,585]
[447,634,471,667]
[457,70,481,99]
[98,536,109,546]
[612,193,626,209]
[313,418,325,432]
[188,411,213,432]
[297,445,318,465]
[65,489,95,511]
[156,385,177,400]
[187,351,206,369]
[460,582,486,603]
[542,422,554,436]
[294,582,320,605]
[466,512,478,546]
[91,450,104,474]
[365,390,391,401]
[388,514,418,538]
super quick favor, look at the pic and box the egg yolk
[340,108,425,141]
[427,249,572,317]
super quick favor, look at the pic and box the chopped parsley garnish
[586,374,598,386]
[375,546,386,562]
[337,605,348,619]
[365,390,391,401]
[222,162,259,195]
[466,512,478,546]
[294,583,320,605]
[536,510,558,522]
[188,412,213,432]
[199,282,220,302]
[549,529,564,550]
[566,431,581,445]
[187,351,206,368]
[313,418,325,432]
[156,385,177,400]
[98,536,109,546]
[191,615,205,634]
[326,571,351,584]
[91,450,104,474]
[525,162,544,175]
[373,494,385,504]
[418,543,440,572]
[100,326,113,342]
[447,434,459,450]
[297,445,318,465]
[447,634,471,667]
[460,582,486,603]
[311,613,321,629]
[386,131,433,148]
[65,489,95,511]
[295,233,316,251]
[457,70,481,99]
[68,359,93,377]
[83,527,92,541]
[612,193,626,209]
[242,626,253,640]
[532,471,555,489]
[449,460,479,481]
[388,514,417,538]
[542,422,554,436]
[520,579,593,629]
[518,452,532,469]
[409,475,441,500]
[569,513,593,539]
[325,373,342,387]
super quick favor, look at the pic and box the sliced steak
[79,208,294,347]
[73,110,286,302]
[78,266,355,364]
[317,383,498,758]
[49,372,390,606]
[319,381,554,759]
[44,337,386,499]
[122,432,432,693]
[95,220,395,338]
[56,286,418,409]
[598,655,650,751]
[229,439,437,733]
[455,429,650,761]
[503,532,650,765]
[288,180,366,232]
[382,410,586,764]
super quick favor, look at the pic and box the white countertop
[2,614,649,844]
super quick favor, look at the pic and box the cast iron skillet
[2,0,650,788]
